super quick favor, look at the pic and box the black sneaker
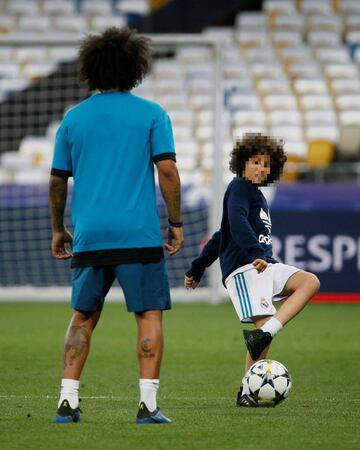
[55,399,81,423]
[236,386,258,407]
[243,329,272,360]
[136,402,172,424]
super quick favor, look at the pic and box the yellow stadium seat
[307,140,335,167]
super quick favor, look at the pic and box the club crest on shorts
[260,297,269,309]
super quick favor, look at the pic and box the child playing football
[184,132,320,407]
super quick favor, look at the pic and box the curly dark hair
[229,132,287,185]
[78,27,151,91]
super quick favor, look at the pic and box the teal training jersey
[51,91,175,256]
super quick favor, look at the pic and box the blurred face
[243,153,271,185]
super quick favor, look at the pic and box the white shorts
[225,263,301,323]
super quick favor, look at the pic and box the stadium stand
[1,0,360,183]
[0,0,360,294]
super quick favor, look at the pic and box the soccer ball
[244,359,292,406]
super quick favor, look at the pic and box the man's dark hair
[229,132,287,185]
[78,27,151,91]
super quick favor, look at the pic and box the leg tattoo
[64,325,90,369]
[140,338,155,359]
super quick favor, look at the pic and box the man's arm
[48,175,73,259]
[156,159,184,256]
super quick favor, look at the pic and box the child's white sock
[261,317,283,337]
[241,377,250,395]
[58,378,80,409]
[139,378,159,412]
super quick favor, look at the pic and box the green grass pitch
[0,301,359,450]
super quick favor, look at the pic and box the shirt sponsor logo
[260,297,269,308]
[259,234,272,245]
[260,208,272,232]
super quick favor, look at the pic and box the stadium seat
[0,63,21,79]
[0,151,33,171]
[300,0,333,15]
[227,93,261,111]
[153,78,185,94]
[90,15,127,32]
[293,79,328,95]
[306,125,339,143]
[6,0,40,15]
[232,110,267,127]
[330,78,360,94]
[307,140,335,167]
[345,32,360,49]
[48,47,78,64]
[22,63,57,81]
[203,27,235,45]
[42,0,76,15]
[15,47,48,64]
[18,16,52,33]
[13,169,49,184]
[187,78,214,95]
[304,110,337,125]
[0,46,13,62]
[19,137,53,167]
[272,30,303,47]
[168,109,194,127]
[155,94,188,109]
[256,79,292,95]
[315,47,351,64]
[263,94,297,110]
[250,63,284,79]
[236,30,268,48]
[53,16,88,33]
[270,14,305,32]
[282,140,307,181]
[224,63,249,80]
[338,110,360,156]
[271,125,304,142]
[177,47,211,64]
[287,62,322,78]
[307,31,342,47]
[0,15,15,34]
[324,63,358,79]
[175,141,198,157]
[243,47,277,63]
[235,12,267,30]
[339,0,360,14]
[335,94,360,110]
[81,0,113,15]
[195,110,214,126]
[264,0,297,15]
[299,94,333,111]
[268,109,302,126]
[0,78,29,95]
[344,15,360,31]
[307,14,343,33]
[278,46,312,64]
[172,125,193,142]
[115,0,150,16]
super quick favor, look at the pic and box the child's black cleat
[243,329,272,360]
[55,399,81,423]
[236,387,258,407]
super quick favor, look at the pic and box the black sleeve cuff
[51,168,72,178]
[186,266,205,283]
[153,152,176,163]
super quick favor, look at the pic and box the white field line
[0,394,218,401]
[1,395,359,402]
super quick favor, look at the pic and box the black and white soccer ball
[244,359,292,406]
